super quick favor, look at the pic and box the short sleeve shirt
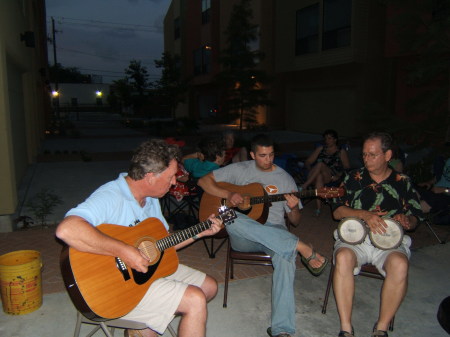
[212,160,302,225]
[65,173,169,229]
[183,158,220,179]
[332,167,423,220]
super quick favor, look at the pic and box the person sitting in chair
[198,134,328,337]
[301,129,350,216]
[223,130,248,165]
[56,139,224,337]
[183,137,226,179]
[331,131,423,337]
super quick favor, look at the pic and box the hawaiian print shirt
[332,167,423,220]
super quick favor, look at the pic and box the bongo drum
[369,217,404,250]
[337,217,368,245]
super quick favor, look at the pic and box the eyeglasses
[362,152,384,159]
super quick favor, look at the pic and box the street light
[95,90,102,97]
[51,90,59,97]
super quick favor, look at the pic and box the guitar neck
[156,218,214,251]
[250,190,317,205]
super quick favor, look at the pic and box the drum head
[337,217,367,245]
[369,218,404,250]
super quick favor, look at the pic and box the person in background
[331,131,422,337]
[301,129,350,216]
[416,156,450,224]
[56,139,224,337]
[183,137,226,179]
[223,130,248,165]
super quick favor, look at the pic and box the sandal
[338,328,355,337]
[372,323,388,337]
[301,249,328,276]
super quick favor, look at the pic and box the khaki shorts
[122,264,206,334]
[333,230,412,277]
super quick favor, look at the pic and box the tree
[378,0,450,149]
[125,60,150,97]
[108,78,133,115]
[153,52,189,119]
[123,60,151,115]
[49,63,91,83]
[215,0,272,130]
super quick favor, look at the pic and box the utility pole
[51,17,60,118]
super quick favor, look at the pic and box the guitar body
[199,182,269,223]
[199,182,344,224]
[60,218,178,321]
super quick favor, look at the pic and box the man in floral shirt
[331,132,423,337]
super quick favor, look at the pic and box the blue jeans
[225,213,298,335]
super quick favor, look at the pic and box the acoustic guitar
[199,182,344,223]
[60,207,236,321]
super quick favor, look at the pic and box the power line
[78,68,125,74]
[54,16,158,29]
[57,46,156,65]
[48,16,161,33]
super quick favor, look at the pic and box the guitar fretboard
[250,190,317,205]
[156,216,219,251]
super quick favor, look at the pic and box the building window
[296,0,352,55]
[193,45,211,75]
[322,0,351,50]
[296,4,320,55]
[202,0,211,24]
[432,0,450,21]
[174,17,180,40]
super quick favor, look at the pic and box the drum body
[369,217,404,250]
[337,217,368,245]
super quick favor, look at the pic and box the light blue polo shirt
[65,173,168,229]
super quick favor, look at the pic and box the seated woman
[301,129,350,216]
[223,130,248,165]
[183,137,226,179]
[416,157,450,224]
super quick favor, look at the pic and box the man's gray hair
[128,139,181,180]
[364,131,393,153]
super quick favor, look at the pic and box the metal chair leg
[425,220,445,244]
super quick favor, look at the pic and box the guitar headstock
[317,187,346,198]
[218,206,237,224]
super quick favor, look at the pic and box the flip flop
[301,250,328,276]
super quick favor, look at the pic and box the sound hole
[138,239,159,263]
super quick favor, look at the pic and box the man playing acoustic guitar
[56,139,224,337]
[198,134,328,337]
[331,132,423,337]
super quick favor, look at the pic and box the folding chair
[421,207,448,244]
[202,227,229,258]
[73,311,177,337]
[322,262,395,331]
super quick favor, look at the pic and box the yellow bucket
[0,250,43,315]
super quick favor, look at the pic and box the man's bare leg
[333,248,357,334]
[376,252,409,331]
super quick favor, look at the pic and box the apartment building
[0,0,49,231]
[164,0,443,138]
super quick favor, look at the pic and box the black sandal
[372,323,388,337]
[338,326,354,337]
[301,249,328,276]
